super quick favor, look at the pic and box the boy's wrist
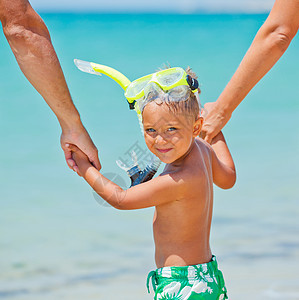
[77,159,93,175]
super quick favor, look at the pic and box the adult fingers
[63,147,77,171]
[201,123,215,144]
[83,144,101,170]
[200,128,213,144]
[73,165,82,177]
[203,133,213,144]
[64,144,84,175]
[65,143,79,152]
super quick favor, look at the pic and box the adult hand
[201,102,232,144]
[201,1,299,144]
[60,123,101,173]
[0,1,101,174]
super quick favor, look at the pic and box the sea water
[0,13,298,300]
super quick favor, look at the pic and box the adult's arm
[0,0,101,171]
[202,0,299,143]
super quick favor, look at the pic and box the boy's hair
[146,66,201,121]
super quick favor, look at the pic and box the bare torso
[153,138,214,268]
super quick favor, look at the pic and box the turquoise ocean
[0,14,298,300]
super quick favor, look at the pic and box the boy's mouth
[156,148,172,153]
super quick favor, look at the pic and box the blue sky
[30,0,275,13]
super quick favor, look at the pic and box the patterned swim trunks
[147,256,228,299]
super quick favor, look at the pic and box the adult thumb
[90,153,101,170]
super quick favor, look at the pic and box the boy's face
[142,101,202,164]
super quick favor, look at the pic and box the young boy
[68,67,236,299]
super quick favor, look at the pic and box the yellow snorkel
[74,59,131,90]
[74,59,200,113]
[74,59,137,109]
[74,59,161,187]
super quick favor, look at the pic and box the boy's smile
[142,101,202,164]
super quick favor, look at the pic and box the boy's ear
[193,117,203,137]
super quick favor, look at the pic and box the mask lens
[156,68,183,87]
[137,82,165,113]
[144,82,164,100]
[125,75,152,99]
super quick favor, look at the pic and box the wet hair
[143,66,201,121]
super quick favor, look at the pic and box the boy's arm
[68,145,183,210]
[208,132,236,189]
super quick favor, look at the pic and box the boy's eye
[146,128,156,133]
[168,127,177,132]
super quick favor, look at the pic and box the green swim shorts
[147,256,228,299]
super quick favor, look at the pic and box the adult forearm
[218,25,292,115]
[217,0,299,116]
[1,3,80,130]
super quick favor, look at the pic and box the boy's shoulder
[144,138,214,206]
[195,136,212,149]
[194,137,213,157]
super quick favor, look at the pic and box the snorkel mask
[74,60,200,115]
[74,59,200,186]
[124,67,200,114]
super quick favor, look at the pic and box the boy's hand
[66,144,93,176]
[210,130,224,145]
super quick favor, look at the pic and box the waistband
[147,255,219,293]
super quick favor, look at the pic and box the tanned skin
[69,102,236,268]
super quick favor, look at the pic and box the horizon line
[37,9,271,15]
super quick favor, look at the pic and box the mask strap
[186,75,199,90]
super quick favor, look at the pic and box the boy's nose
[155,134,167,145]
